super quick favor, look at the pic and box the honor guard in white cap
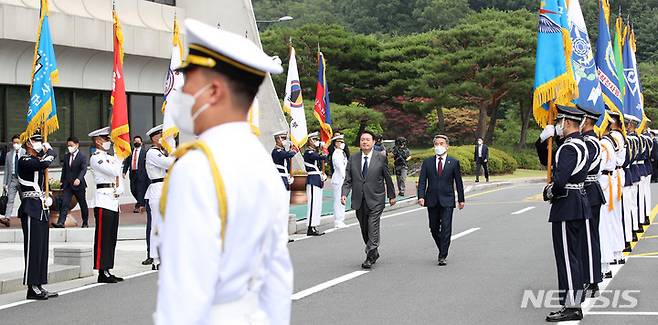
[144,124,174,270]
[271,130,297,242]
[154,19,292,325]
[17,132,59,300]
[639,123,653,227]
[622,118,640,246]
[304,131,327,236]
[88,126,125,284]
[541,105,590,322]
[330,134,348,228]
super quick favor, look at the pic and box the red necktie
[437,157,443,176]
[132,150,138,170]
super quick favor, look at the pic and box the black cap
[556,105,585,121]
[576,105,602,120]
[29,132,43,142]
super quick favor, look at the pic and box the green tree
[413,0,473,31]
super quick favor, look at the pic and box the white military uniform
[90,150,123,212]
[154,19,291,325]
[598,135,624,271]
[331,145,348,228]
[610,129,630,258]
[145,145,174,263]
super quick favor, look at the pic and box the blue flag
[23,0,59,140]
[595,0,623,118]
[532,0,577,127]
[622,26,643,125]
[567,0,604,125]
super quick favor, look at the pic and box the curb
[0,226,146,244]
[0,264,80,295]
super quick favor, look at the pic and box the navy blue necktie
[362,156,369,178]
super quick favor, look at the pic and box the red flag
[313,51,332,154]
[110,9,131,160]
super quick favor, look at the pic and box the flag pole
[546,107,556,183]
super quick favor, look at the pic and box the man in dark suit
[418,135,465,266]
[473,137,489,182]
[53,137,89,228]
[122,136,150,213]
[342,131,396,269]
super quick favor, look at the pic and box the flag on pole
[313,51,333,153]
[567,0,605,128]
[532,0,577,127]
[595,0,625,134]
[613,15,626,100]
[160,16,183,153]
[22,0,59,141]
[248,98,261,136]
[284,47,308,148]
[110,8,131,160]
[622,24,645,130]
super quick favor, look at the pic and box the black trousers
[94,207,119,270]
[427,205,454,259]
[129,171,147,208]
[57,187,89,224]
[475,159,489,180]
[552,220,587,307]
[145,199,152,258]
[355,198,383,258]
[582,206,602,285]
[21,216,49,286]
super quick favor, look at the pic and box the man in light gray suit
[2,135,25,227]
[342,131,396,269]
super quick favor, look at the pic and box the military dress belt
[564,183,584,190]
[20,191,43,199]
[601,170,614,176]
[304,162,321,176]
[96,183,116,189]
[150,178,164,184]
[585,175,600,183]
[634,161,644,165]
[275,164,289,177]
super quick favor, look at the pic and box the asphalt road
[1,183,657,324]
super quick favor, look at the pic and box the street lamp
[256,16,294,24]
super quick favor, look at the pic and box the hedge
[393,145,521,176]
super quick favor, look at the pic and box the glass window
[129,94,154,139]
[101,92,112,126]
[154,96,164,125]
[74,90,102,139]
[0,85,5,143]
[6,86,30,140]
[49,88,72,142]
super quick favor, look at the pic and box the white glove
[43,142,53,151]
[41,155,55,162]
[319,141,326,148]
[540,125,555,142]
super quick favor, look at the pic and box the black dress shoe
[38,286,58,298]
[438,257,447,266]
[26,286,48,300]
[141,258,153,265]
[152,264,159,271]
[603,271,613,279]
[288,239,294,243]
[307,227,324,236]
[108,272,124,282]
[618,259,626,265]
[546,307,583,322]
[623,245,632,253]
[51,223,64,228]
[0,218,10,227]
[361,259,373,269]
[98,271,118,284]
[632,233,638,242]
[610,260,618,265]
[81,223,89,228]
[585,283,599,298]
[637,227,644,233]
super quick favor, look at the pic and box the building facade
[0,0,287,167]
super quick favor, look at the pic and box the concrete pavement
[0,182,656,324]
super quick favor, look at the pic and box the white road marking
[0,270,157,311]
[585,311,658,316]
[511,206,535,215]
[292,271,369,301]
[292,227,480,301]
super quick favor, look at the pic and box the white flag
[283,47,308,148]
[161,18,184,153]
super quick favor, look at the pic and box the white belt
[304,162,321,176]
[208,293,268,324]
[585,175,599,183]
[275,164,289,178]
[20,191,43,199]
[565,183,584,190]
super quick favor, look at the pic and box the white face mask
[338,143,345,150]
[478,140,483,145]
[555,119,566,138]
[67,146,77,154]
[434,145,447,156]
[12,143,21,151]
[169,84,213,136]
[101,141,112,151]
[31,141,43,152]
[312,140,320,148]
